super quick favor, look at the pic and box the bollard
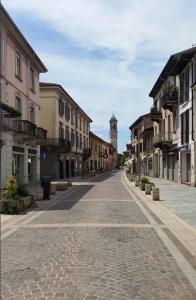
[152,187,160,200]
[135,178,140,186]
[145,183,152,195]
[50,183,56,195]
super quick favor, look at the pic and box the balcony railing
[1,118,37,136]
[161,86,178,111]
[40,138,71,153]
[150,107,162,123]
[83,148,91,158]
[153,132,172,148]
[36,127,47,139]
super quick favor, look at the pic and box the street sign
[40,152,48,160]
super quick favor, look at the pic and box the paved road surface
[1,171,196,300]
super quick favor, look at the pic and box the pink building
[0,4,47,187]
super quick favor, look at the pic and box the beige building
[89,132,115,171]
[0,4,47,187]
[39,83,92,179]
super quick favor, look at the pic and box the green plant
[2,176,18,199]
[2,198,17,214]
[17,184,29,197]
[0,102,21,117]
[140,176,149,184]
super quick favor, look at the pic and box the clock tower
[109,114,118,166]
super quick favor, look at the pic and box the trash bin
[41,176,51,200]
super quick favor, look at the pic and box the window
[59,122,64,139]
[76,112,78,128]
[76,132,79,148]
[71,129,75,147]
[15,96,21,113]
[30,67,35,91]
[80,117,82,130]
[80,134,82,149]
[29,106,35,123]
[65,104,70,121]
[65,126,70,141]
[58,98,64,117]
[15,51,21,78]
[71,108,74,124]
[181,110,189,145]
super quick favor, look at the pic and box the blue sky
[2,0,196,152]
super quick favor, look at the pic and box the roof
[149,46,196,97]
[89,131,111,146]
[110,114,117,122]
[1,4,47,73]
[40,82,92,122]
[129,113,150,130]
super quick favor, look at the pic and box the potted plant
[140,176,149,191]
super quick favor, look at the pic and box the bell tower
[109,114,118,166]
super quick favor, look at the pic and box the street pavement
[149,177,196,228]
[1,171,196,300]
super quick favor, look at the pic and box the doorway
[66,160,70,178]
[59,160,64,179]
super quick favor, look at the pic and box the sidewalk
[149,177,196,228]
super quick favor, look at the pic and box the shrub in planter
[2,198,17,214]
[17,184,29,197]
[22,196,32,209]
[2,176,18,199]
[140,176,149,191]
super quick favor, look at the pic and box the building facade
[149,46,196,186]
[89,132,115,171]
[129,114,153,176]
[0,4,47,187]
[39,83,92,179]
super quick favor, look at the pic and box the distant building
[0,4,47,187]
[89,132,115,171]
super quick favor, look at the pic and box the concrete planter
[22,196,32,209]
[0,200,4,213]
[36,191,43,201]
[139,182,145,191]
[152,187,160,201]
[16,200,24,212]
[135,178,140,186]
[145,183,152,195]
[55,182,68,191]
[68,182,72,187]
[50,183,56,195]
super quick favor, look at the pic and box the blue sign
[40,152,48,160]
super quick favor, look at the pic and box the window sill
[30,88,36,94]
[15,75,23,82]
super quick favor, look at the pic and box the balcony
[99,151,108,159]
[36,127,47,139]
[161,86,178,111]
[153,132,172,149]
[150,107,162,123]
[1,118,37,135]
[40,138,71,152]
[83,148,91,158]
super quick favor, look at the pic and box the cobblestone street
[1,171,196,300]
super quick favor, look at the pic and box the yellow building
[89,132,115,171]
[39,83,92,179]
[0,4,47,187]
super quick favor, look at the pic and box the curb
[123,172,196,258]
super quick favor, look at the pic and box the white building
[149,46,196,186]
